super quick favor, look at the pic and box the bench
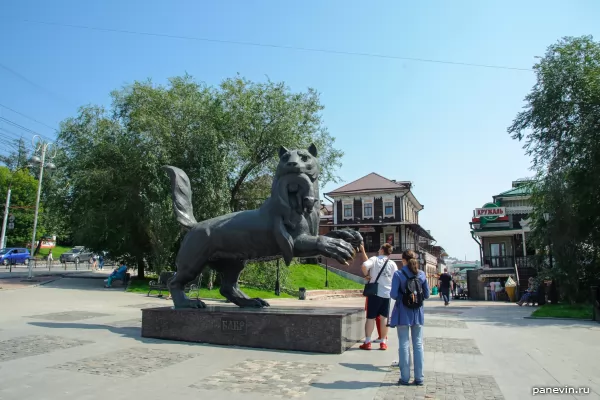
[111,272,131,288]
[148,272,175,297]
[147,272,201,299]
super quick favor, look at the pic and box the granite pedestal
[141,305,365,354]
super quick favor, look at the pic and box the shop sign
[358,226,375,233]
[474,203,506,222]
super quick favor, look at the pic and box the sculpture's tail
[163,165,197,231]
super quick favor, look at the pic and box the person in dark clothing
[439,268,452,306]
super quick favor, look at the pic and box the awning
[478,273,516,281]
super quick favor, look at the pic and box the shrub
[240,259,291,291]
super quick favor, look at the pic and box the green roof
[496,186,531,197]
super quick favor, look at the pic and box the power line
[0,117,54,143]
[0,63,75,106]
[0,104,57,132]
[20,19,533,72]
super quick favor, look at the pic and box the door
[489,243,506,267]
[7,249,19,264]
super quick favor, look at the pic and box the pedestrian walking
[358,243,398,350]
[439,268,452,306]
[390,249,429,386]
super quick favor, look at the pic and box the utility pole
[0,188,11,249]
[28,136,56,280]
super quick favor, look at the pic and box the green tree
[216,76,343,211]
[50,75,344,277]
[0,138,29,172]
[0,166,39,247]
[508,35,600,302]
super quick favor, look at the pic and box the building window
[384,202,394,216]
[343,203,353,217]
[363,202,373,217]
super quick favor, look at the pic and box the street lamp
[27,135,57,280]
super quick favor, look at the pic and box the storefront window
[364,203,373,217]
[384,202,393,216]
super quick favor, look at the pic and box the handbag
[363,258,390,297]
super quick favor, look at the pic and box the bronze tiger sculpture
[163,144,362,308]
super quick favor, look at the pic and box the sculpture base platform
[141,305,365,354]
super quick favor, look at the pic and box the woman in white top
[357,243,398,350]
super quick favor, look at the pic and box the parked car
[0,248,31,265]
[59,246,96,264]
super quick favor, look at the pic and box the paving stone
[53,347,197,377]
[106,318,142,328]
[27,311,111,322]
[0,335,92,362]
[425,337,481,355]
[375,370,505,400]
[426,319,468,329]
[190,359,332,398]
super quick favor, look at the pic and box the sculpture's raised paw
[325,229,363,250]
[317,236,355,264]
[236,298,270,308]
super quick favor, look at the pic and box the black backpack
[401,269,424,309]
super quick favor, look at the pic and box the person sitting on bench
[517,277,537,306]
[104,263,128,288]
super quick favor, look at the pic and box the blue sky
[1,0,599,260]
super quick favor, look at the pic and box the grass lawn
[37,245,71,259]
[531,303,593,319]
[287,263,363,290]
[127,277,293,299]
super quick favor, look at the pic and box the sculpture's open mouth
[285,175,316,214]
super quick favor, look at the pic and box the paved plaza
[0,275,599,399]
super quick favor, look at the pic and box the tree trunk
[136,256,145,279]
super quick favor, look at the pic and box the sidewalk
[0,280,598,399]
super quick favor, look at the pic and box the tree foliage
[508,35,600,302]
[49,75,343,277]
[0,166,40,246]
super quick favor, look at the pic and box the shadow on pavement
[339,363,391,372]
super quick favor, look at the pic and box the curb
[524,316,593,321]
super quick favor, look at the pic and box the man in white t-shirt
[358,243,398,350]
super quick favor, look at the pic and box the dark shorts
[366,295,390,319]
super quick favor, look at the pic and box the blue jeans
[397,324,424,383]
[441,289,450,304]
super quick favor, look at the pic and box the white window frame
[342,201,353,220]
[362,198,374,219]
[383,197,395,218]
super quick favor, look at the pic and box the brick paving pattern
[27,311,111,322]
[425,337,481,354]
[190,359,332,398]
[375,370,505,400]
[54,347,197,377]
[426,318,468,329]
[0,335,92,362]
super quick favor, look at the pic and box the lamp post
[543,212,558,303]
[27,136,56,280]
[274,258,281,296]
[324,257,329,287]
